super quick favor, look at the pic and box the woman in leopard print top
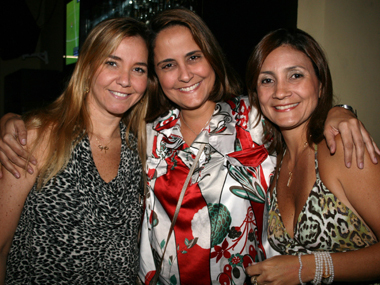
[246,28,380,284]
[0,18,149,284]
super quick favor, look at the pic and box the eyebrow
[108,54,122,61]
[260,65,307,75]
[108,54,148,67]
[156,50,202,67]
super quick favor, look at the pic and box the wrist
[333,104,357,118]
[301,254,317,283]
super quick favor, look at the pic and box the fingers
[332,117,378,169]
[338,119,361,168]
[245,263,258,278]
[250,275,258,285]
[0,135,36,179]
[0,150,20,178]
[323,126,340,154]
[359,126,379,165]
[3,133,36,164]
[14,119,28,145]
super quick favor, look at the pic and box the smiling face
[87,36,148,118]
[153,25,216,112]
[257,45,321,131]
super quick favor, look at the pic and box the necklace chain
[180,111,213,136]
[286,141,308,187]
[94,136,113,153]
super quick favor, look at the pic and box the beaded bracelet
[312,252,323,284]
[311,252,335,285]
[322,252,334,284]
[298,254,306,285]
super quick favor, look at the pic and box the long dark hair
[246,28,333,154]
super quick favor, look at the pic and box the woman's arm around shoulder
[324,106,380,168]
[0,128,46,283]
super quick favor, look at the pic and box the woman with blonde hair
[0,9,378,285]
[0,17,150,284]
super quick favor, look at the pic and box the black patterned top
[6,122,143,284]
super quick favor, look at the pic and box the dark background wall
[0,0,297,116]
[0,0,66,116]
[202,1,297,85]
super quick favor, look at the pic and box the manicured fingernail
[31,159,37,165]
[374,157,378,164]
[21,139,26,145]
[346,162,351,168]
[15,172,20,179]
[28,167,34,174]
[359,162,364,169]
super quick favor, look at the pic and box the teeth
[110,90,128,97]
[180,83,199,92]
[275,103,298,110]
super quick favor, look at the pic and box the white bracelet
[311,252,335,285]
[298,254,306,285]
[312,252,323,284]
[322,252,334,284]
[328,252,335,284]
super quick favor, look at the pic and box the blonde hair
[24,17,150,189]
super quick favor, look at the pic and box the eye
[161,63,174,70]
[189,55,201,61]
[261,78,273,84]
[105,61,117,67]
[134,67,147,73]
[291,73,303,79]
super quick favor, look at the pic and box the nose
[178,64,193,83]
[273,80,291,99]
[116,70,131,88]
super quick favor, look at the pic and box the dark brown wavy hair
[145,8,242,122]
[246,28,333,155]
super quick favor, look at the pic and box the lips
[179,82,200,92]
[109,90,130,98]
[274,103,299,110]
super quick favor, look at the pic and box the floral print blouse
[139,96,277,285]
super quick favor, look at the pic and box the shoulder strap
[149,143,206,285]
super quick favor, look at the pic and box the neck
[90,119,121,139]
[281,126,310,161]
[86,104,122,140]
[180,101,216,134]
